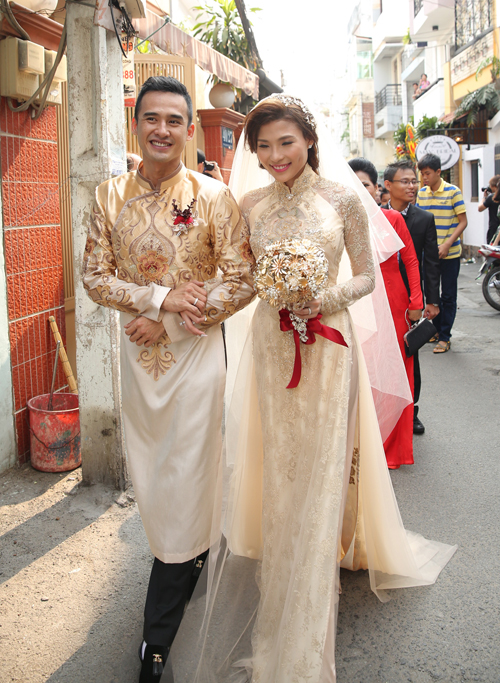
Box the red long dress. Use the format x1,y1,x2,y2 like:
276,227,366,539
380,209,423,469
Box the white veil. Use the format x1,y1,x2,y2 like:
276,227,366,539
226,108,412,444
167,97,456,683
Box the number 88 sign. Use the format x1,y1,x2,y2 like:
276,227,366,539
122,53,136,107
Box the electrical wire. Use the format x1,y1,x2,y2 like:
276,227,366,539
0,0,31,40
109,0,128,58
120,5,138,55
7,22,67,118
32,22,67,118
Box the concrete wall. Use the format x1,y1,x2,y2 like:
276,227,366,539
372,0,408,53
373,57,392,93
66,6,128,489
413,79,446,124
375,104,403,139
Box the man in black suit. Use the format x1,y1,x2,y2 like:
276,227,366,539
383,160,440,435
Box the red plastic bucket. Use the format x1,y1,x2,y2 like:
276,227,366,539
27,393,81,473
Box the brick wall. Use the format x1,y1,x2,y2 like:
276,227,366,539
0,97,66,464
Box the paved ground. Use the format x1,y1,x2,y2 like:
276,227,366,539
336,264,500,682
0,265,499,683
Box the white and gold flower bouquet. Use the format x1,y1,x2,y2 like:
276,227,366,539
255,238,328,338
254,238,346,389
255,238,328,307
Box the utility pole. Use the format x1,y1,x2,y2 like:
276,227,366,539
65,4,128,489
234,0,262,69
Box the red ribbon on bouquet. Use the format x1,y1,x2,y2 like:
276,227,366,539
279,310,348,389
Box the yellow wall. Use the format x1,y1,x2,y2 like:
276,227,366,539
452,27,500,102
453,69,494,102
443,61,455,116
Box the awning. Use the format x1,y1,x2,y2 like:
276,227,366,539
132,14,259,100
440,112,456,124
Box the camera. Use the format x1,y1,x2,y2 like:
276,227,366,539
482,186,491,193
204,161,215,173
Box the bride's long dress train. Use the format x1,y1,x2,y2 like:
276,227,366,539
224,166,456,682
169,165,456,683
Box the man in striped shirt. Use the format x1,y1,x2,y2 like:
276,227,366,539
417,154,467,353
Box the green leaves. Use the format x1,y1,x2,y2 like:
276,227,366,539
416,115,445,139
453,84,500,126
189,0,259,71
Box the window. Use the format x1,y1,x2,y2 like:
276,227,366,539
495,144,500,176
455,0,492,49
471,160,479,202
357,51,373,79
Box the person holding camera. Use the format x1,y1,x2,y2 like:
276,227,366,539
197,148,224,182
478,175,500,244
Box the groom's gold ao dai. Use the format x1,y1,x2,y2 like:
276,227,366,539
83,164,255,563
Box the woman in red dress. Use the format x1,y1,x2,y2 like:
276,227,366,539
349,158,423,468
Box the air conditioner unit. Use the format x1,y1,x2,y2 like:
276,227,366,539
0,37,44,101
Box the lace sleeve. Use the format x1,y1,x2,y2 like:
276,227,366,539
321,185,375,315
239,186,272,230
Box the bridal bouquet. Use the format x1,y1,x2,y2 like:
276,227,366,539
255,239,346,389
254,238,328,311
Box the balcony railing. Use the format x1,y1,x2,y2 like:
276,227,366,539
414,0,423,16
375,84,402,113
455,0,492,49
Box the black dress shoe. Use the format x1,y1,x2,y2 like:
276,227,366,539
413,416,425,435
139,644,170,683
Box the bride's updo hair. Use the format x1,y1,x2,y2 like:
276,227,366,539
244,96,320,173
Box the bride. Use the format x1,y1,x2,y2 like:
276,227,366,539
171,95,456,683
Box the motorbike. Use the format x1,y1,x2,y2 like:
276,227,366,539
477,244,500,311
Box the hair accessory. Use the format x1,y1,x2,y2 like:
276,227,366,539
257,94,317,130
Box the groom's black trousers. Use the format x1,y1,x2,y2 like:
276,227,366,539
143,550,209,646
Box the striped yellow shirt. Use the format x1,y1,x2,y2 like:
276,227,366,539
416,179,466,259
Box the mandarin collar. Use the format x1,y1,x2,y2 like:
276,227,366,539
274,163,317,200
136,162,186,191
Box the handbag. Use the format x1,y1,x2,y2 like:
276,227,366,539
403,312,437,357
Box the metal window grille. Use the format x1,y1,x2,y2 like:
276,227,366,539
375,84,402,113
414,0,424,16
455,0,492,49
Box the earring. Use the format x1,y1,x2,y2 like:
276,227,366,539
308,145,312,149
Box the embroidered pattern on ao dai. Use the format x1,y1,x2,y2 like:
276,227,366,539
238,164,375,682
82,164,255,563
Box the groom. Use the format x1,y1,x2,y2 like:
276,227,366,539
82,76,255,682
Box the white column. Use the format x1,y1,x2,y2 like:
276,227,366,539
0,188,16,473
66,5,128,488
